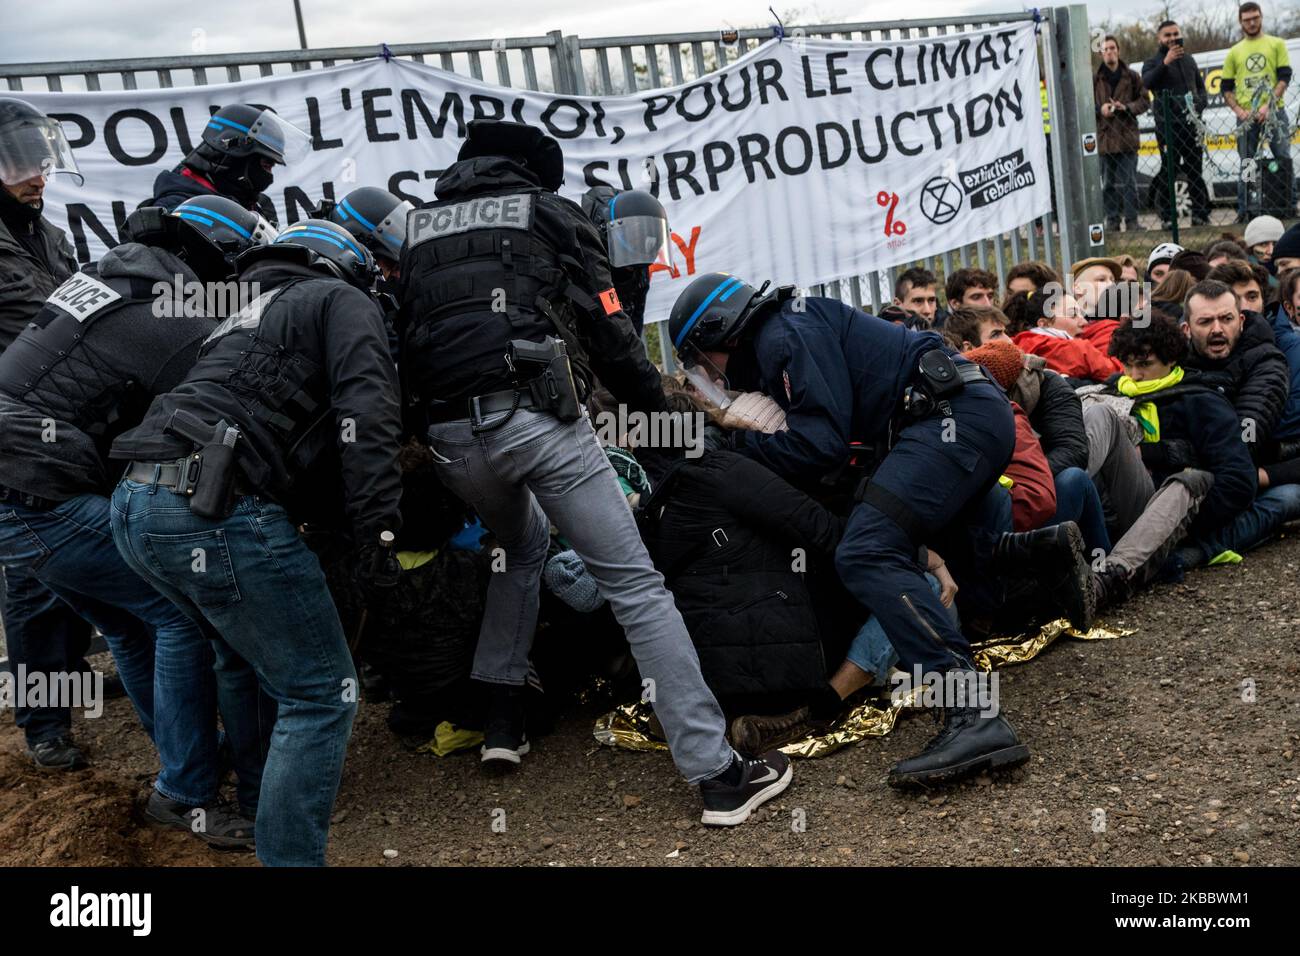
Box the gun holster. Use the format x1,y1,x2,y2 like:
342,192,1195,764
509,337,582,423
163,409,241,519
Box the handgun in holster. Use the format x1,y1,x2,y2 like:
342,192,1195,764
508,336,582,422
163,409,243,519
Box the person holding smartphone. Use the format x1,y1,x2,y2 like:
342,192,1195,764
1142,20,1212,227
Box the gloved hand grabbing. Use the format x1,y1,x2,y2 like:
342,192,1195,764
355,531,400,599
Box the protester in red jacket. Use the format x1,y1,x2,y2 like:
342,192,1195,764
1005,289,1122,383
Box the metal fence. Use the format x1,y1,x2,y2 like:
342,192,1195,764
0,9,1105,366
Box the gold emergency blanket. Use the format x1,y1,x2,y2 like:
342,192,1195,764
593,618,1133,759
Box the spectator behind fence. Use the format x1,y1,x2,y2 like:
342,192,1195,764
1142,20,1211,227
1005,260,1062,299
1094,36,1149,233
1222,2,1294,221
892,267,939,328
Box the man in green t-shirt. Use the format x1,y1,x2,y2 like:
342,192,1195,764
1222,2,1293,219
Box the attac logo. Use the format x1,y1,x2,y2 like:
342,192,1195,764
407,193,534,247
46,273,122,323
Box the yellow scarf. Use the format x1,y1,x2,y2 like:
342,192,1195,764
1115,366,1184,443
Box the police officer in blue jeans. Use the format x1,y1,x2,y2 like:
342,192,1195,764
399,120,792,827
670,274,1095,786
110,220,404,866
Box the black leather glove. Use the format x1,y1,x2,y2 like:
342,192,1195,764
355,540,400,599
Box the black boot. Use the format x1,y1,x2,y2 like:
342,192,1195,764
994,522,1095,630
888,706,1029,788
1092,565,1132,611
28,736,89,771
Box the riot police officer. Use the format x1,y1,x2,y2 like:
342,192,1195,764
581,185,674,335
670,273,1095,788
0,96,98,770
398,119,791,826
0,196,275,844
110,219,403,866
141,103,311,226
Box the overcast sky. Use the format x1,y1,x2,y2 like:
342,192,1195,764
4,1,1162,65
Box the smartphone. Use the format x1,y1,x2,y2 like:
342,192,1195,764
1173,38,1184,47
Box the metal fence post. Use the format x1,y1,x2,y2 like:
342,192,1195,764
1045,4,1105,269
547,29,577,94
1160,95,1180,245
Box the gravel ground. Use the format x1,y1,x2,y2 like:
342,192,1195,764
3,533,1298,867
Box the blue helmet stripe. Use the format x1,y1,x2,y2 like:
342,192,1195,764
340,198,378,232
177,206,253,239
279,226,366,261
674,277,743,349
208,115,252,134
718,278,744,302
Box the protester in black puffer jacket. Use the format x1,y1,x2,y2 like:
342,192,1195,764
636,440,850,715
1182,309,1291,459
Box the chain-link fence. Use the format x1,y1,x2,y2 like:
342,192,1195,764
1102,38,1299,262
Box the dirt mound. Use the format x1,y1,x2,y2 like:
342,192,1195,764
0,751,245,867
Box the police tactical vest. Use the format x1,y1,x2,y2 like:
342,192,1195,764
401,188,583,403
0,268,159,438
186,278,330,486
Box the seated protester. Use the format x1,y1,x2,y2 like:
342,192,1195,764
312,440,487,744
1080,280,1145,356
1180,278,1290,462
1089,313,1257,607
946,309,1090,475
1244,215,1284,282
1171,249,1211,280
1004,260,1063,299
964,338,1109,554
1113,254,1141,283
1150,268,1197,313
892,267,939,328
1205,239,1250,269
944,267,998,311
1146,242,1183,285
1272,223,1300,276
1070,256,1120,316
632,386,854,730
1006,289,1123,383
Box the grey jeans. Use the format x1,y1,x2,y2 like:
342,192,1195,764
1084,403,1154,537
427,408,733,784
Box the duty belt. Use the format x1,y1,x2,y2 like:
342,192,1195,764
426,387,544,425
125,457,253,496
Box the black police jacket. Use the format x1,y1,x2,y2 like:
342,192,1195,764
0,242,215,500
110,260,403,540
0,203,77,351
637,449,846,704
142,167,278,226
398,156,665,417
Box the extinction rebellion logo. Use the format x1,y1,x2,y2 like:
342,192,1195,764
959,149,1037,209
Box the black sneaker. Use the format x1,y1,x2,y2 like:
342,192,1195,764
700,751,793,826
480,685,529,769
28,736,89,771
888,706,1029,788
144,791,255,850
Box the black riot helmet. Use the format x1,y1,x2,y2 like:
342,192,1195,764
322,187,413,266
582,186,674,270
0,98,82,186
237,218,376,291
668,272,796,404
184,104,310,208
120,196,277,282
457,120,564,190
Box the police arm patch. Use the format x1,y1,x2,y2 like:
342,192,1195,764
598,287,622,316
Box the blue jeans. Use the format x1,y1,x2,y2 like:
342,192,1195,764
428,409,733,785
1237,107,1293,217
845,574,953,680
1191,483,1300,561
835,383,1015,675
1051,467,1112,557
111,479,354,867
0,494,230,805
1101,151,1139,226
0,565,92,746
